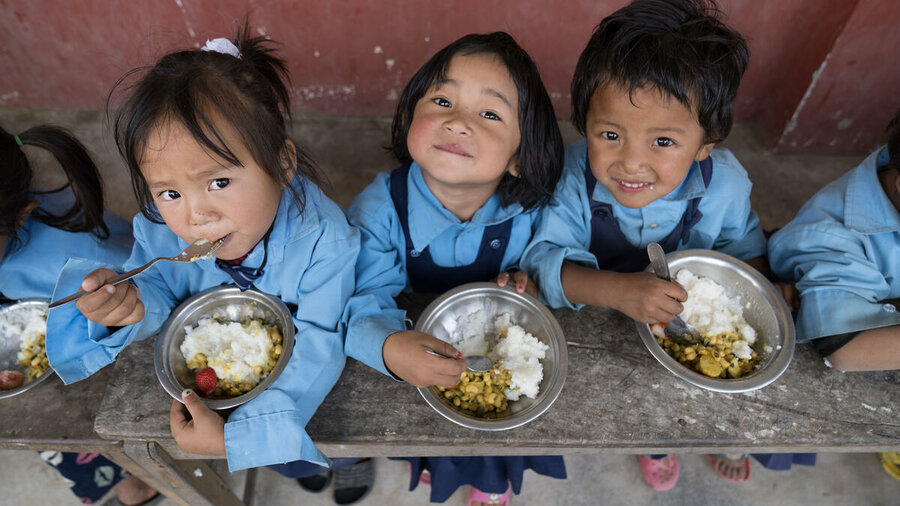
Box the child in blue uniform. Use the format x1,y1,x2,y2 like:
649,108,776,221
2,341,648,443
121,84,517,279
0,125,158,505
769,111,900,371
344,32,566,505
45,28,376,492
521,0,808,490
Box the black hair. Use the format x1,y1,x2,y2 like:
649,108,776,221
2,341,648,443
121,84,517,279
887,110,900,172
571,0,749,144
1,124,110,251
111,20,320,223
390,32,563,210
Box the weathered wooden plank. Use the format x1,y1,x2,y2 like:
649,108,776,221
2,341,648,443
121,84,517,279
94,296,900,455
0,367,119,448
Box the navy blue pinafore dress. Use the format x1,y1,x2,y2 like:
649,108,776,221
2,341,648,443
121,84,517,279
389,164,567,502
585,158,815,470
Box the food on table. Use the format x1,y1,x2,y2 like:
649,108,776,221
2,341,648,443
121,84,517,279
0,370,25,390
194,367,218,395
0,303,50,386
439,313,549,416
656,269,761,379
180,307,283,398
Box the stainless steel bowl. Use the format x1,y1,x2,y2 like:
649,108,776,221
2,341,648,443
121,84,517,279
416,283,567,430
0,299,55,400
636,249,795,393
154,286,295,410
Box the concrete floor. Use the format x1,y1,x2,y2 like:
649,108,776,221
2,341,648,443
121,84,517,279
0,110,895,505
0,450,897,505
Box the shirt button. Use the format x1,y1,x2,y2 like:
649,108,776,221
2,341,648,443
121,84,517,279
649,223,658,229
883,303,896,313
489,239,502,249
409,249,420,258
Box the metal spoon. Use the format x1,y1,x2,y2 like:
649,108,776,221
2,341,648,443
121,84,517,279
424,349,493,373
646,242,703,343
49,237,226,309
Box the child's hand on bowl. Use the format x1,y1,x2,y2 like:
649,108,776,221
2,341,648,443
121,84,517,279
76,268,144,326
613,271,687,324
383,330,466,388
496,270,538,297
170,389,226,456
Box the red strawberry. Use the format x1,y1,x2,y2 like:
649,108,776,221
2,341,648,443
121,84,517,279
0,370,25,391
194,367,217,395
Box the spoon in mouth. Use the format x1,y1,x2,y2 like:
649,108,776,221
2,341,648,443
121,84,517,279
424,349,493,374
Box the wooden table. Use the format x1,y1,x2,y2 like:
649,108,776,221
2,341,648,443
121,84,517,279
0,367,178,503
92,298,900,505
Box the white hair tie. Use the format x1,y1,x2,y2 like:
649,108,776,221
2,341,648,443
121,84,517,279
201,38,241,59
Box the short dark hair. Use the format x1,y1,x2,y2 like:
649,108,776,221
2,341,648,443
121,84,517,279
111,20,320,223
571,0,749,144
1,124,109,251
888,110,900,172
390,32,563,210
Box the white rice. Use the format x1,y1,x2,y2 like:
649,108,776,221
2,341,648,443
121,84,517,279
180,314,274,385
492,324,548,401
449,311,548,402
0,305,48,370
675,269,757,359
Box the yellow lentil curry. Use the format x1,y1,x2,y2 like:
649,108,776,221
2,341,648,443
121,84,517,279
437,366,515,417
658,331,760,379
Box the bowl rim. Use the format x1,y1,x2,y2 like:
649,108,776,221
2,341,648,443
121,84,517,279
415,282,567,430
0,298,55,400
636,249,796,393
154,285,295,410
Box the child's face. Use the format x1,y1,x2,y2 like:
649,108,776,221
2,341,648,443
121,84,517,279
140,120,285,261
585,84,714,209
406,52,521,197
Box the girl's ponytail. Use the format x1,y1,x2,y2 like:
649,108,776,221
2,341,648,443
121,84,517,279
232,22,292,121
1,125,109,242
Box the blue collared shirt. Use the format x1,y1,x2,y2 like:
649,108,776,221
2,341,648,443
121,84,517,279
46,177,364,471
521,140,766,309
769,147,900,342
0,192,133,300
343,162,538,368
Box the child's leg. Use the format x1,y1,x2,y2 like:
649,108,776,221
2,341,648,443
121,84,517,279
750,453,816,470
706,454,751,482
39,451,130,503
396,456,566,503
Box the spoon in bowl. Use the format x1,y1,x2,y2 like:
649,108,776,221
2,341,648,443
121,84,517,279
646,242,703,343
49,237,226,309
424,349,493,374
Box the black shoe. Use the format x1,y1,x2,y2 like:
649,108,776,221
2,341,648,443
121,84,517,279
333,459,374,505
297,470,333,493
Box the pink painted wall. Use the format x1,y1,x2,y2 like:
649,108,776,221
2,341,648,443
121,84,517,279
0,0,894,153
775,0,900,153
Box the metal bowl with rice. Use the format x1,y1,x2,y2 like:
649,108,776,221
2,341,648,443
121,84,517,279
154,286,295,410
635,249,795,393
416,283,567,430
0,299,54,399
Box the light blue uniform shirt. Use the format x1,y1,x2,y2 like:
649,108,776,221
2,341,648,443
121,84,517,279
46,178,369,471
521,140,766,309
769,147,900,342
0,192,133,300
343,162,537,364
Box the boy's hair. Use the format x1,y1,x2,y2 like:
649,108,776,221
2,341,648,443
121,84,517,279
1,124,110,250
111,21,320,223
571,0,749,144
390,32,563,210
887,110,900,172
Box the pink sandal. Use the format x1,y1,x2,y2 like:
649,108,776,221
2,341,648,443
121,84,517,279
637,454,680,491
467,486,510,506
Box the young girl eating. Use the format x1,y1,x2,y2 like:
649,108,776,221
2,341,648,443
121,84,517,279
1,125,158,505
45,27,374,481
343,32,566,505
